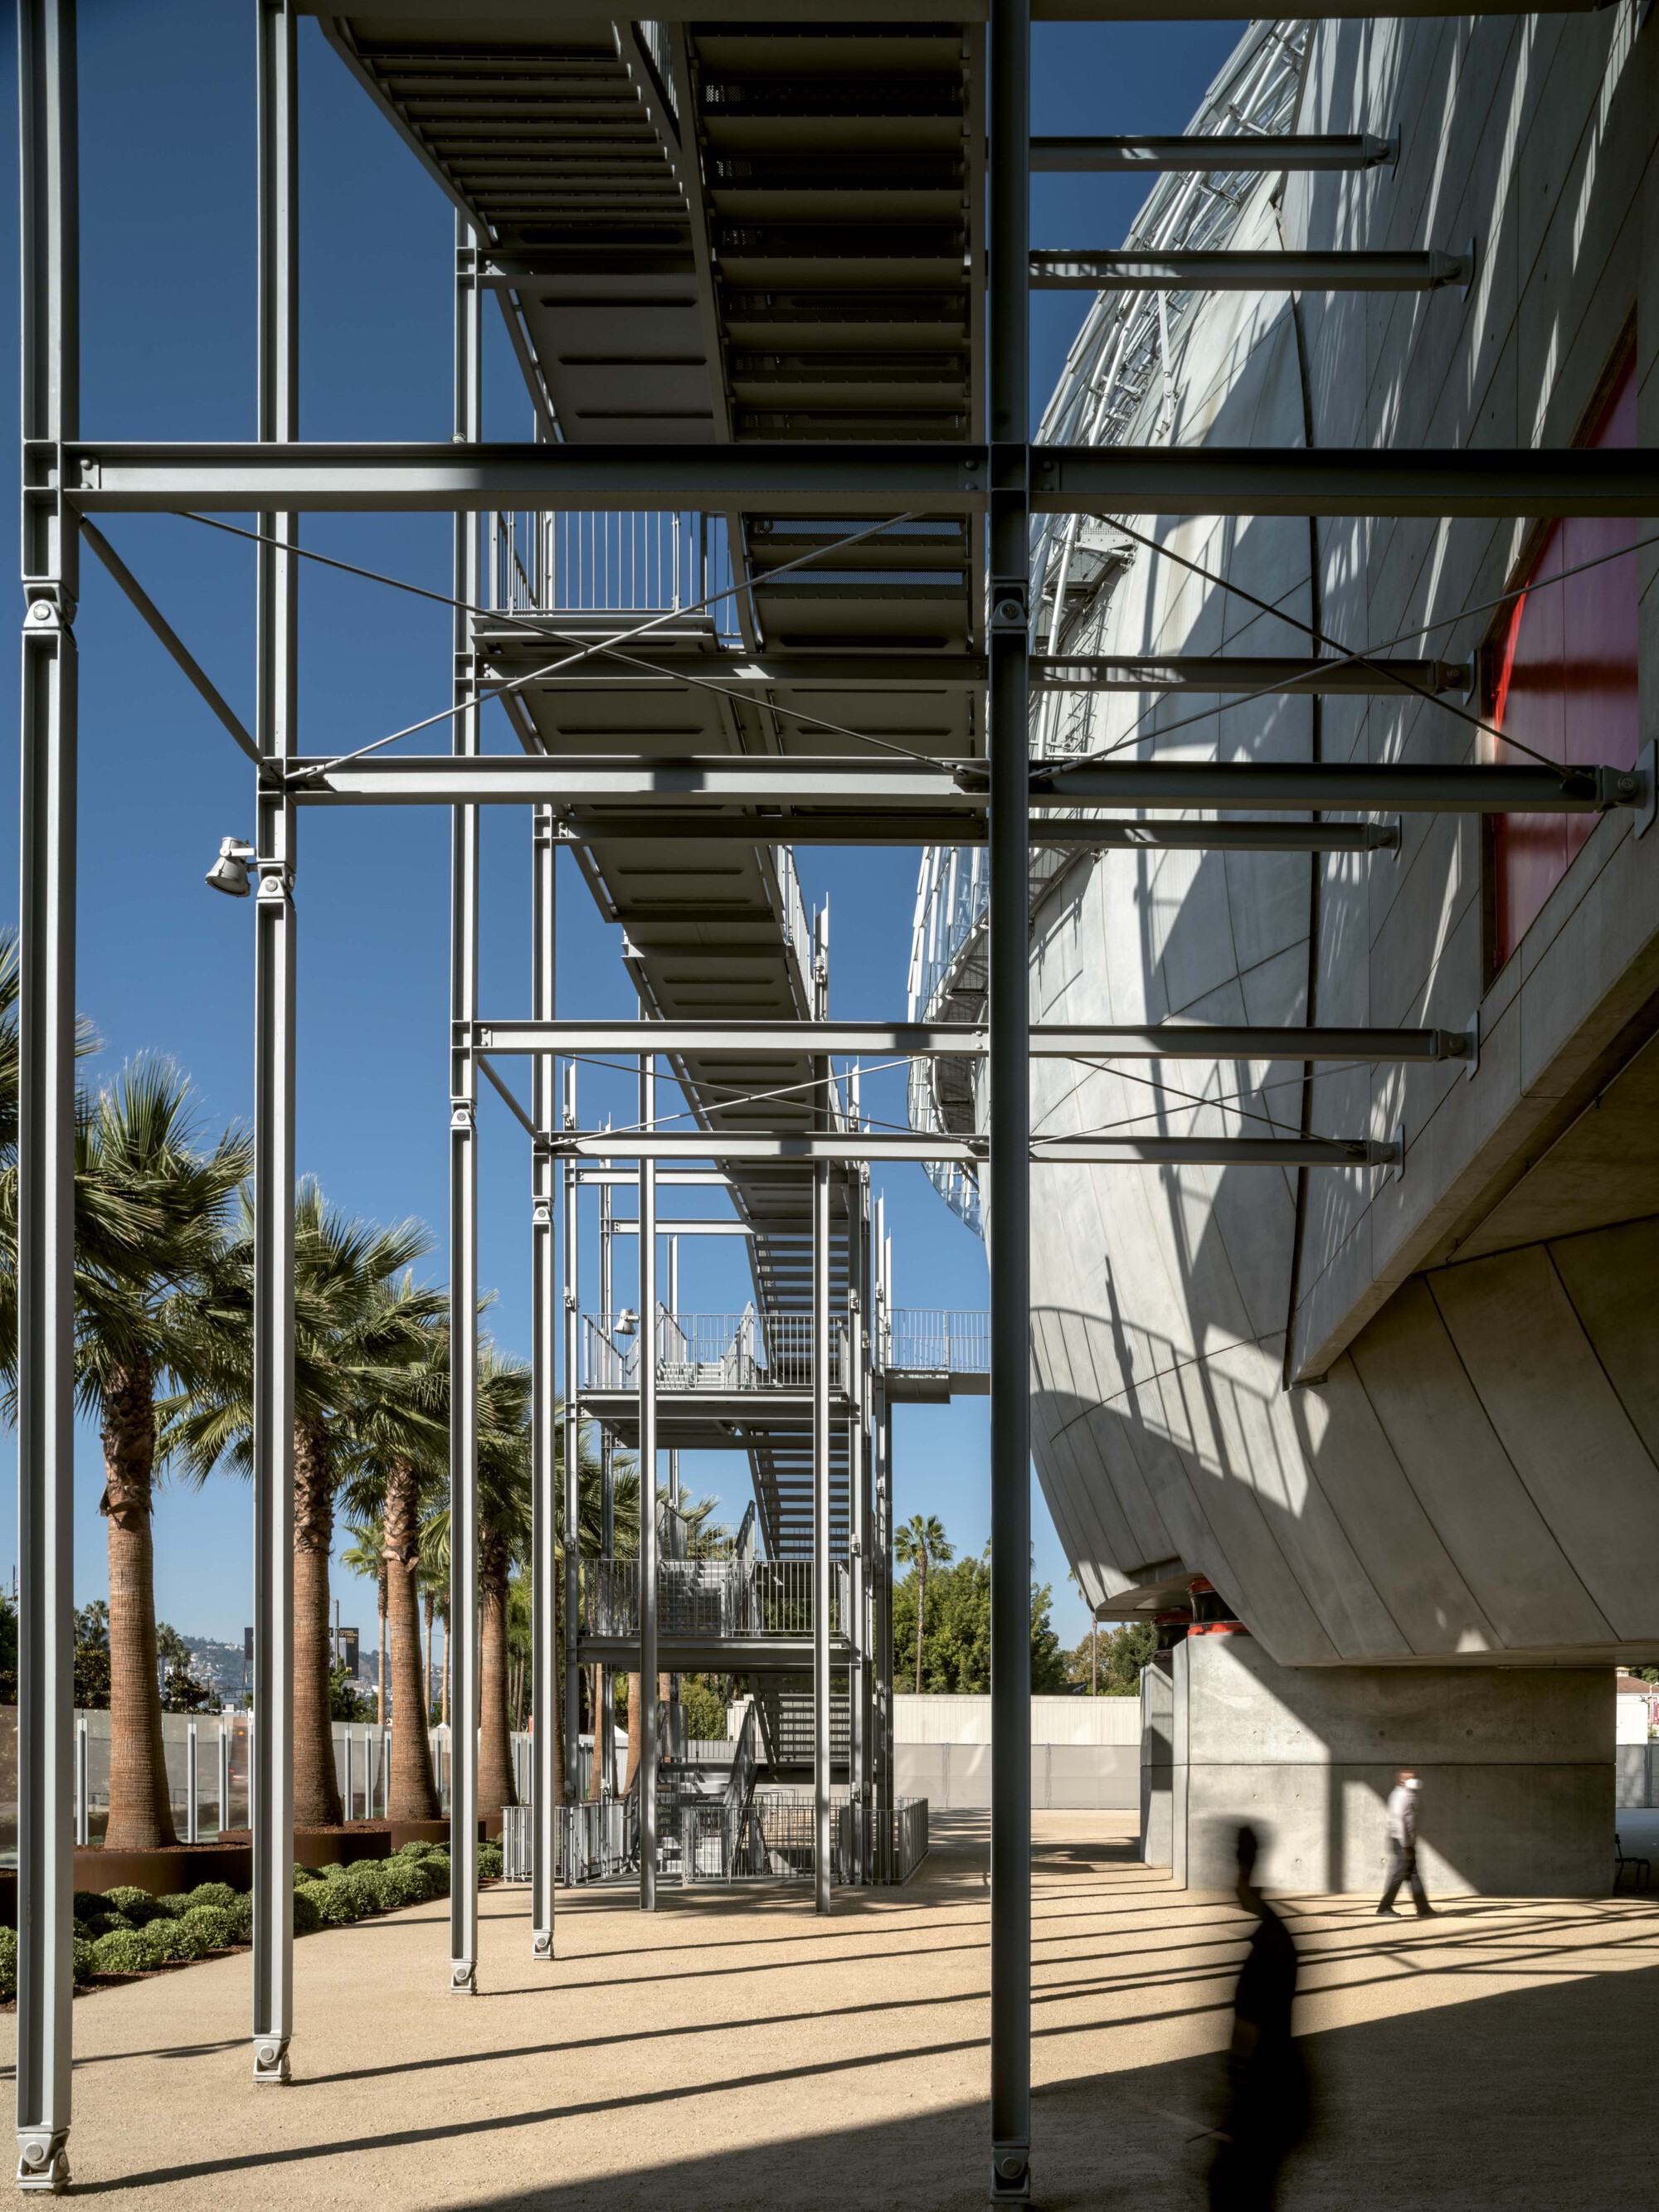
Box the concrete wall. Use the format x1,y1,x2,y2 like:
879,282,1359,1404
1023,12,1659,1672
897,1741,1138,1812
893,1694,1141,1746
1144,1633,1613,1896
1616,1743,1659,1809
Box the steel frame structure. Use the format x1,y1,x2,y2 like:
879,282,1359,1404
10,0,1632,2197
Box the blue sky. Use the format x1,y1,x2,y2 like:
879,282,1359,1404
0,4,1242,1651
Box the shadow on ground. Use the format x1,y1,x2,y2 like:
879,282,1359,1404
416,1955,1659,2212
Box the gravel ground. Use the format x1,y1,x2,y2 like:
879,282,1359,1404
5,1810,1657,2210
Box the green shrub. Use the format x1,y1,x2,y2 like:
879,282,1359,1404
82,1909,129,1937
0,1928,16,2002
478,1840,504,1881
181,1905,236,1949
294,1862,323,1884
290,1885,322,1937
135,1921,187,1966
72,1937,100,1987
163,1920,212,1962
187,1881,240,1912
148,1894,190,1919
308,1881,361,1927
71,1916,95,1942
374,1859,428,1910
91,1928,150,1976
226,1894,254,1945
100,1886,165,1928
72,1889,109,1920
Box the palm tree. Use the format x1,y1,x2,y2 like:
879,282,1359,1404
341,1514,389,1727
164,1181,441,1827
896,1513,955,1695
76,1062,251,1850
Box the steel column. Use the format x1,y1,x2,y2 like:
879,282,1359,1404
249,0,299,2096
529,804,557,1959
447,214,482,1998
637,1054,659,1911
598,1177,616,1799
812,1155,833,1917
849,1171,872,1883
989,0,1032,2195
15,5,78,2176
561,1067,581,1828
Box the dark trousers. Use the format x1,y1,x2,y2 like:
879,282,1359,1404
1379,1838,1429,1915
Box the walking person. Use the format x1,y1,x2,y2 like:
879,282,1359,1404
1209,1824,1309,2211
1376,1767,1438,1919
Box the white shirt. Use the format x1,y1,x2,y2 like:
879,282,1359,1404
1386,1782,1418,1847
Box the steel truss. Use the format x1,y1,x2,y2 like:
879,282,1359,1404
10,0,1634,2197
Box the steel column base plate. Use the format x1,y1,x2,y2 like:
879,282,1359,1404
531,1928,554,1961
990,2146,1031,2203
15,2134,70,2194
252,2038,291,2086
451,1962,478,1995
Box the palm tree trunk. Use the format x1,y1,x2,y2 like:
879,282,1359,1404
293,1418,343,1826
385,1459,440,1821
100,1362,178,1852
376,1565,387,1728
914,1562,927,1696
479,1552,518,1815
622,1671,642,1793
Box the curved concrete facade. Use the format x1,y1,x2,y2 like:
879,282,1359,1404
1018,12,1659,1667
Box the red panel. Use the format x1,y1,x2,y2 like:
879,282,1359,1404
1491,353,1638,970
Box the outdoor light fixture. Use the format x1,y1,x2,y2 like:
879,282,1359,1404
206,835,289,900
205,835,255,897
615,1308,639,1337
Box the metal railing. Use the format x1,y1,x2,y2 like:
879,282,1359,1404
583,1308,849,1393
500,1791,927,1887
885,1309,990,1376
485,508,737,634
579,1557,851,1639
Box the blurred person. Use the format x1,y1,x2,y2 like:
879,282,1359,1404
1376,1767,1438,1919
1209,1824,1309,2211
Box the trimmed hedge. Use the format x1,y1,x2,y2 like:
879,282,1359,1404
90,1928,150,1976
180,1905,236,1949
0,1928,14,2002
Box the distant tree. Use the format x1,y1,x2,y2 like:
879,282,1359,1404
1068,1620,1155,1697
895,1514,955,1693
679,1673,729,1743
328,1663,374,1723
72,1600,110,1709
0,1590,17,1704
156,1621,216,1714
893,1543,1070,1694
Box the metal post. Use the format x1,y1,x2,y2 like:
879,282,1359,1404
638,1052,659,1911
14,15,76,2175
666,1238,680,1510
448,212,482,1998
187,1723,199,1845
251,0,298,2096
72,1720,87,1850
988,0,1032,2195
873,1202,893,1885
598,1178,616,1799
530,805,557,1959
813,1157,833,1916
342,1729,353,1826
218,1723,231,1839
561,1063,581,1830
849,1171,873,1884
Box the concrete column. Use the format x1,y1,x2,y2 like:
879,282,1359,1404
1144,1631,1613,1897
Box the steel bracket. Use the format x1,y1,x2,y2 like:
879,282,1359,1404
22,585,72,634
990,2146,1031,2203
450,1961,478,1996
16,2132,71,2195
450,1097,475,1135
1635,740,1657,840
252,2036,291,2086
532,1928,554,1962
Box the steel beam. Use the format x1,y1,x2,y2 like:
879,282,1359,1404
249,0,299,2099
15,0,77,2186
813,1157,833,1918
553,1129,1397,1168
447,216,483,2002
528,805,557,1962
1036,759,1647,814
295,754,1647,816
78,518,260,761
1030,134,1394,173
1031,654,1467,695
549,813,1400,853
1031,248,1469,291
474,1019,1468,1062
474,640,990,691
637,1050,659,1913
61,440,1659,519
561,1069,581,1843
597,1180,617,1801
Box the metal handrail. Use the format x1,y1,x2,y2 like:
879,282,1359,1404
582,1310,849,1393
578,1556,851,1639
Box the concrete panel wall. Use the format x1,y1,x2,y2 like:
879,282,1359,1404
1024,15,1659,1670
894,1742,1139,1812
1151,1634,1612,1897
